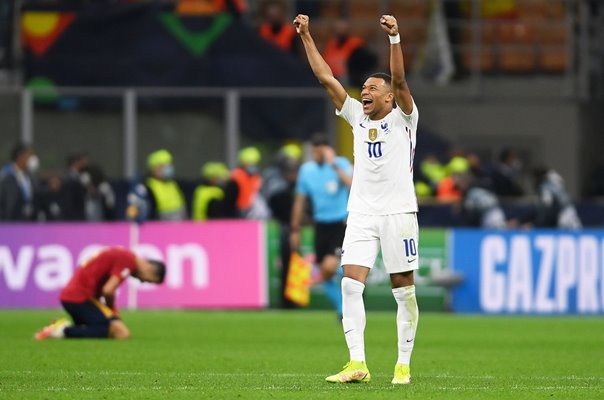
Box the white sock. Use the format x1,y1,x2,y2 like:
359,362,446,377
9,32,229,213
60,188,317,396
341,277,366,362
392,285,419,366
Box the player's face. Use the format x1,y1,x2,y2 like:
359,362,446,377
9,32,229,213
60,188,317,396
311,145,324,163
135,261,163,283
361,77,394,118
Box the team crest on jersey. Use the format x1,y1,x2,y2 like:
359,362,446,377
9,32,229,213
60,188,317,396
368,128,378,141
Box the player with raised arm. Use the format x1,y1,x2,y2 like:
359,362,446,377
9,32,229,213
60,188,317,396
294,14,420,385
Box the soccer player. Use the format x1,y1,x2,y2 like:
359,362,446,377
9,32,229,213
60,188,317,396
35,247,165,340
294,14,420,384
290,134,352,316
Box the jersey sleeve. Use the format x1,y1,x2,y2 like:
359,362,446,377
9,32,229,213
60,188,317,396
395,97,419,129
335,95,363,127
295,165,310,196
109,249,137,282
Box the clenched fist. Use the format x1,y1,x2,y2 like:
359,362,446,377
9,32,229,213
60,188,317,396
380,15,399,36
293,14,309,35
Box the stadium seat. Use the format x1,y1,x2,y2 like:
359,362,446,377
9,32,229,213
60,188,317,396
319,1,340,18
348,0,380,19
388,0,427,18
496,20,536,72
544,0,566,19
536,22,568,72
461,22,496,72
517,0,547,20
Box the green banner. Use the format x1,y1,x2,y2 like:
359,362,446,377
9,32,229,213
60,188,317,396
267,221,450,311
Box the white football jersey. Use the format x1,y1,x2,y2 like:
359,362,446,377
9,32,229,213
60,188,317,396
336,95,419,215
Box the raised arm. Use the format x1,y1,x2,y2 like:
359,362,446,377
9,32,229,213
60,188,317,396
294,14,348,111
380,15,413,115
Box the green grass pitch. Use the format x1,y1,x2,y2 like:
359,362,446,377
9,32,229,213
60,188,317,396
1,310,603,399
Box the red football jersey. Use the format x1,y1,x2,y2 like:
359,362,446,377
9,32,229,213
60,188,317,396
60,247,137,303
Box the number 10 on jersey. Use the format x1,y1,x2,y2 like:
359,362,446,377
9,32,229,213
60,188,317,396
367,142,383,158
402,238,417,257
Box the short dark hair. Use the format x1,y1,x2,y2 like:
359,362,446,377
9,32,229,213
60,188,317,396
499,148,516,163
367,73,396,108
10,142,32,162
148,260,166,284
368,72,392,86
310,133,330,147
67,152,87,168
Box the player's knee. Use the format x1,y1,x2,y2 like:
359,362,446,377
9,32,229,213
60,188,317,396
113,327,130,340
109,322,130,339
320,256,339,277
341,276,365,296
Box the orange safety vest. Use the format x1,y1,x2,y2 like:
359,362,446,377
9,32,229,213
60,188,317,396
323,36,364,78
259,23,296,51
436,176,462,202
231,167,262,210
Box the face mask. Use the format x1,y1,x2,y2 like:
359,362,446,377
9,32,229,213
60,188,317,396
511,159,523,172
27,155,39,173
245,165,259,175
162,165,175,180
80,172,91,186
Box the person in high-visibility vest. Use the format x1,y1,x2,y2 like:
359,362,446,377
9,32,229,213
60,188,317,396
227,146,270,219
322,18,365,81
258,0,298,53
192,161,232,221
127,149,187,222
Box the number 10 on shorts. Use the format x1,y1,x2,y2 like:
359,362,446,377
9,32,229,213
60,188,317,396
402,238,417,257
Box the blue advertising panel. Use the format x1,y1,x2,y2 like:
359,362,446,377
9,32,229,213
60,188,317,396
451,229,604,314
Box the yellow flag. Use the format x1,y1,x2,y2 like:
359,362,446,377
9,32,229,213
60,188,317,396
284,252,312,306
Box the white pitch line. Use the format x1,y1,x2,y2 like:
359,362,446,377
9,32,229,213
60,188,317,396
2,384,602,393
2,370,604,382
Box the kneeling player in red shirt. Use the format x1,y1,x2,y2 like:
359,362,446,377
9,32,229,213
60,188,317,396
35,247,165,340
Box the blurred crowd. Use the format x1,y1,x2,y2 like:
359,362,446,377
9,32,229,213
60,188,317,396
0,139,583,230
0,0,589,229
414,147,582,229
0,143,116,222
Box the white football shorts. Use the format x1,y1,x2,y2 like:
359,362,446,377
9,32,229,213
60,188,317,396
341,212,419,274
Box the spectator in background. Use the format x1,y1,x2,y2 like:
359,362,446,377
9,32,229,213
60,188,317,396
39,173,63,221
192,161,233,221
419,153,447,195
322,18,364,83
346,45,379,89
290,134,352,318
60,153,89,221
530,166,582,229
228,146,270,219
262,143,303,308
82,164,116,221
466,152,493,190
491,147,525,197
436,153,469,202
456,171,507,228
258,0,298,54
0,142,39,221
127,149,186,222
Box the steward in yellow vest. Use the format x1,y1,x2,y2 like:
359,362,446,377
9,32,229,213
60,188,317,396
127,149,186,222
192,162,231,221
